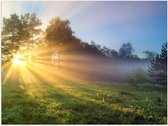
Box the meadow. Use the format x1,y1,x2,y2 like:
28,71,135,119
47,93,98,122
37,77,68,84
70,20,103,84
2,2,167,124
2,63,167,124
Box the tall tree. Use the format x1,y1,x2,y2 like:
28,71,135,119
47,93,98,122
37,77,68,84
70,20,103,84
2,14,22,55
119,42,134,58
148,43,167,86
45,17,73,49
20,13,42,49
2,13,42,61
45,17,75,67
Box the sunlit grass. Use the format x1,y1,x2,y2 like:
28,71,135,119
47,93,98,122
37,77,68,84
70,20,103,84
2,58,167,124
2,80,167,124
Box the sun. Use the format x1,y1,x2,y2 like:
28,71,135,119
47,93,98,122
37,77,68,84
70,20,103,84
13,58,24,65
12,53,25,65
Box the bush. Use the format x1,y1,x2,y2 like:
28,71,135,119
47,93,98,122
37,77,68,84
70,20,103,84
127,67,146,85
134,67,146,83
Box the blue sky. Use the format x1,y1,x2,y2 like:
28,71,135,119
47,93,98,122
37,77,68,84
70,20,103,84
2,1,167,57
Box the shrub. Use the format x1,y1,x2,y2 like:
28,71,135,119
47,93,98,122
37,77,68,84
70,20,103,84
127,67,146,85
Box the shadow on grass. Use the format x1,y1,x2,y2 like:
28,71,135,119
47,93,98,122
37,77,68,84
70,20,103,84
2,63,167,124
2,80,165,124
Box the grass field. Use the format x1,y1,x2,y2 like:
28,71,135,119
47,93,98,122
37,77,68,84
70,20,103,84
2,62,167,124
2,63,167,124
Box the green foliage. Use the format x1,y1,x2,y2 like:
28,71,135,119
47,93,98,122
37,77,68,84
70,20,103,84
127,67,146,85
2,13,143,61
2,79,167,124
45,17,73,47
148,43,167,86
2,14,22,54
134,67,146,83
119,42,134,58
20,13,42,44
2,13,42,61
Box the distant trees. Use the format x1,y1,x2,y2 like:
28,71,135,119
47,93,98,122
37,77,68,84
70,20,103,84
99,46,118,58
100,46,110,56
109,49,118,58
90,41,101,51
119,42,134,58
85,41,140,60
98,42,139,60
148,43,167,87
87,41,103,55
143,50,157,61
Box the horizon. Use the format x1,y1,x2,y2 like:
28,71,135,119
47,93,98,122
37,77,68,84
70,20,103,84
2,1,167,57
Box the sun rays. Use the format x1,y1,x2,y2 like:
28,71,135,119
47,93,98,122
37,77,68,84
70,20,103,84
2,48,127,101
2,51,114,90
2,52,91,95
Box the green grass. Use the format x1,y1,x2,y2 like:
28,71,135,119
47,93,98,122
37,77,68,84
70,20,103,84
2,78,167,124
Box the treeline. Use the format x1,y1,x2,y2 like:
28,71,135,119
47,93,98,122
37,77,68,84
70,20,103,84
2,13,167,86
2,13,152,61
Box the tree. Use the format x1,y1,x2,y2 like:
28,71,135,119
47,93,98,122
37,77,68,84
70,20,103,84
20,13,42,51
2,13,42,61
127,67,146,85
143,50,157,61
90,41,101,50
148,43,167,86
2,14,22,55
109,49,118,58
101,46,110,56
119,42,134,58
100,46,118,58
45,17,73,48
45,17,75,67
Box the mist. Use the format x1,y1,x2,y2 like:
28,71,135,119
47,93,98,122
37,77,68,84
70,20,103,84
58,54,150,82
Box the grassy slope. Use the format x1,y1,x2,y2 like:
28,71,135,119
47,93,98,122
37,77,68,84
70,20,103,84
2,79,167,124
